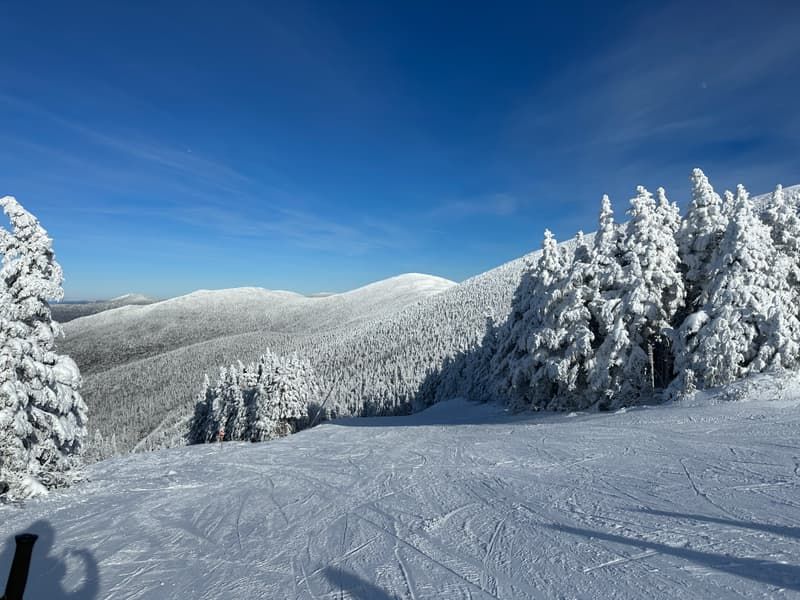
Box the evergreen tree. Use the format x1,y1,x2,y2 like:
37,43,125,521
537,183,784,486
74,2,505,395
0,196,87,499
677,168,727,309
656,186,681,236
619,186,685,394
677,186,780,388
586,195,628,408
760,184,800,368
541,231,596,410
502,229,565,408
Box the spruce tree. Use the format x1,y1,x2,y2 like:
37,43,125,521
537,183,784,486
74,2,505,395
677,168,727,309
0,196,87,498
505,229,565,408
619,186,684,395
678,185,780,388
586,195,628,408
541,231,596,410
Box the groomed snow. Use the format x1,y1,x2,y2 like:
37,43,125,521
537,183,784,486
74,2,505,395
3,377,800,599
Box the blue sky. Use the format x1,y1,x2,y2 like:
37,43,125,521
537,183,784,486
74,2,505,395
1,0,798,299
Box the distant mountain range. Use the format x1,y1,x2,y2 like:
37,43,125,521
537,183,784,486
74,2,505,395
52,294,159,322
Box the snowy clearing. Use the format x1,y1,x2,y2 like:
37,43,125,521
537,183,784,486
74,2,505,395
3,389,800,599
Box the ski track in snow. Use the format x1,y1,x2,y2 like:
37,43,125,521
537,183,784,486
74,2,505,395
4,397,800,599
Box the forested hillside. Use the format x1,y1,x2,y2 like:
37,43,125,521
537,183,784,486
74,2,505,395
60,274,457,454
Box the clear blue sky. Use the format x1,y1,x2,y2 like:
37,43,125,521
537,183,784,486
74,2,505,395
1,0,798,299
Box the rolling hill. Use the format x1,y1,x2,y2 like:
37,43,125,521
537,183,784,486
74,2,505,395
51,293,158,322
59,274,457,453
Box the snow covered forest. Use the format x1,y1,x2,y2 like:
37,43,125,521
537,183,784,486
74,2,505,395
189,170,800,446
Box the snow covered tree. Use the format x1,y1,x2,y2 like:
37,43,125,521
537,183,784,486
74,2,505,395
675,185,782,388
0,196,87,499
619,186,685,393
759,184,800,368
495,229,566,408
585,195,629,408
677,168,728,310
763,184,800,294
656,186,681,236
189,350,319,443
256,353,315,438
188,374,214,443
539,231,597,410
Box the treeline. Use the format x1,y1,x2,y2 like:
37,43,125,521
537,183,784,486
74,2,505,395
489,171,799,410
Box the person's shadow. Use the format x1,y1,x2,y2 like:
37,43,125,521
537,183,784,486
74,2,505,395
0,519,99,600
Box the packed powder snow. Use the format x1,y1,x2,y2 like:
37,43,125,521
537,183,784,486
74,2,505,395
2,375,800,599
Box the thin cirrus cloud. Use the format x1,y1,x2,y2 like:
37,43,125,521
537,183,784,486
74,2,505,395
0,91,414,256
505,0,800,203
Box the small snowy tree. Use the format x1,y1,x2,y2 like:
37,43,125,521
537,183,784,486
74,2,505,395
0,196,87,499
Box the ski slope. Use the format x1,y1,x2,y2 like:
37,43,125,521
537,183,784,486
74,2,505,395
3,375,800,599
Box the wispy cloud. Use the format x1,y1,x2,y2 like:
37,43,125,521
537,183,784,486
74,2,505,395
506,0,800,194
0,92,417,255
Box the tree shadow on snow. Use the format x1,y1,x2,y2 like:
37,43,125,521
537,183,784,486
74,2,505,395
0,519,99,600
549,523,800,591
632,508,800,541
320,566,397,599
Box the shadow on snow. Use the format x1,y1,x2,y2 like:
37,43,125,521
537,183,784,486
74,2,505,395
0,519,99,600
549,522,800,591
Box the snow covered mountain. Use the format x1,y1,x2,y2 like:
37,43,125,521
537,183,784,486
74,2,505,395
59,274,457,453
51,293,158,322
3,372,800,598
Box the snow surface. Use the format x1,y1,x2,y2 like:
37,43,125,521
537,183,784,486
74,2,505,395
3,376,800,599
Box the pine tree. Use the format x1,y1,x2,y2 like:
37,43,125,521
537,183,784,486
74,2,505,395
586,195,628,408
759,184,800,368
656,187,681,236
541,231,597,410
0,196,87,498
619,186,685,395
678,185,780,388
503,229,566,408
677,168,728,309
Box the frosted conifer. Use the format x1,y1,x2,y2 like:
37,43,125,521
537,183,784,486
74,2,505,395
677,186,780,388
677,169,727,309
0,196,87,499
